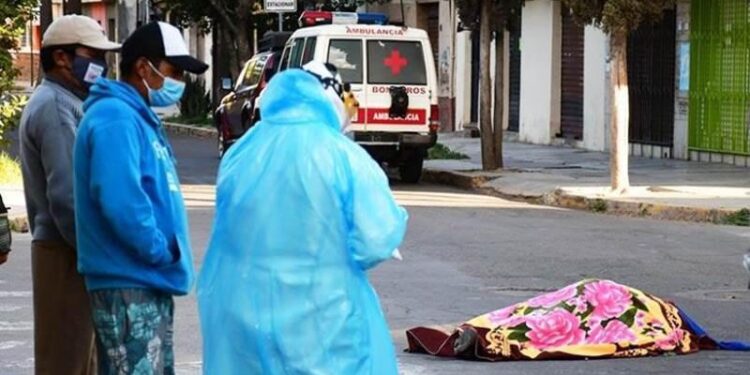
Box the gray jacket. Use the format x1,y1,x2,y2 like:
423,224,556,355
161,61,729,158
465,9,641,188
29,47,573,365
19,78,83,248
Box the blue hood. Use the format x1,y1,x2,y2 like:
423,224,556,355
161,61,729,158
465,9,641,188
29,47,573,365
258,69,341,131
84,78,162,130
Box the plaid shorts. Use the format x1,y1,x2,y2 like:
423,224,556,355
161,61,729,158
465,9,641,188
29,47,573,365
89,289,175,375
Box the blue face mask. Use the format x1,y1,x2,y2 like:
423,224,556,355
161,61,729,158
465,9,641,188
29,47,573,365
143,61,186,107
72,56,107,88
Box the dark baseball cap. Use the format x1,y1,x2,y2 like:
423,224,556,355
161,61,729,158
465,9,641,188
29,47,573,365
121,21,208,74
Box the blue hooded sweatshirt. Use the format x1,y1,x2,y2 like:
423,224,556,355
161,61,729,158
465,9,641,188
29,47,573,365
73,78,194,295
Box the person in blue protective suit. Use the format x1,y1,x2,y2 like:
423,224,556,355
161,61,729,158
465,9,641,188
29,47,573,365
197,61,408,374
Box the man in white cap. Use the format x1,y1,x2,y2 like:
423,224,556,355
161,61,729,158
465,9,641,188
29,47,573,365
18,14,120,375
74,21,207,373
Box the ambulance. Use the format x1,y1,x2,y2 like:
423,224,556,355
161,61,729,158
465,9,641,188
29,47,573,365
278,11,439,183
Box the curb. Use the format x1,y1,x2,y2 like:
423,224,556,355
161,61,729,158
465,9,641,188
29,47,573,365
421,169,491,190
544,189,737,224
423,168,746,226
163,122,217,139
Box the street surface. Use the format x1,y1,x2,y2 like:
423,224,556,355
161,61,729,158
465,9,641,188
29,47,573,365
1,134,749,374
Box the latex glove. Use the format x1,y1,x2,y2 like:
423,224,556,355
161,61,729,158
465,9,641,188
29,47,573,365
392,249,403,261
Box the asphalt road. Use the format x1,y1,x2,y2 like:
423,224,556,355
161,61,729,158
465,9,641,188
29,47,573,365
1,134,749,374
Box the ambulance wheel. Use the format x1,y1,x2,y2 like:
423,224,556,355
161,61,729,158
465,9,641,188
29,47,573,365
399,153,424,183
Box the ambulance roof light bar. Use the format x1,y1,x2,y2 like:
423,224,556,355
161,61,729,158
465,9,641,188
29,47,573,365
299,11,389,27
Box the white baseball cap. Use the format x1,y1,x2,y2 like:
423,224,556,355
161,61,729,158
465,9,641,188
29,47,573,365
42,14,121,51
121,21,208,74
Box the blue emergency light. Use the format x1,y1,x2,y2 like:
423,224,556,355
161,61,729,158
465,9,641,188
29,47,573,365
355,12,389,25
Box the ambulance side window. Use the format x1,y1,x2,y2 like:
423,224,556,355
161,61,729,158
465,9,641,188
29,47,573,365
280,45,291,71
288,38,305,69
301,37,317,65
327,39,362,84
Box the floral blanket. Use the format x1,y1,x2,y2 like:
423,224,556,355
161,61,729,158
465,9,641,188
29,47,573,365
406,279,746,361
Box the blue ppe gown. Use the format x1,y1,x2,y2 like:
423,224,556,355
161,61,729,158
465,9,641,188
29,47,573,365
198,69,408,375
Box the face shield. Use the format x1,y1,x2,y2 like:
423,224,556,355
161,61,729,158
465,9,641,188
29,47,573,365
302,61,359,132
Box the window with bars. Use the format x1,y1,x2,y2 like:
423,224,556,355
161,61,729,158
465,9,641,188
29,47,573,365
689,0,750,155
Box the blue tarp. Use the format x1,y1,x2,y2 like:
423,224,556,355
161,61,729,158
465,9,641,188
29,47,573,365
198,69,408,374
678,309,750,351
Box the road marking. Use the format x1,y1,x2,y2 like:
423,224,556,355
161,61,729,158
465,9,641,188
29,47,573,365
0,341,26,350
0,305,23,312
398,361,431,375
0,321,33,331
0,357,34,369
0,291,32,298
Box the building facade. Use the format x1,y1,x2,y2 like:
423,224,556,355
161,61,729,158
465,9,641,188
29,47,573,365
418,0,750,167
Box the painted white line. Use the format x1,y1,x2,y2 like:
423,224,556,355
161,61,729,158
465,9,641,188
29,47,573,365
0,358,35,369
0,305,23,313
0,341,26,350
399,362,432,375
0,321,32,331
0,291,32,298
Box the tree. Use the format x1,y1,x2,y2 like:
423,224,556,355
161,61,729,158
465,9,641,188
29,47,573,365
0,0,35,148
561,0,674,193
456,0,522,171
167,0,261,82
167,0,387,90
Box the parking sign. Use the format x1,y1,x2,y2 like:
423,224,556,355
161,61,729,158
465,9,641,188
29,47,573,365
264,0,297,13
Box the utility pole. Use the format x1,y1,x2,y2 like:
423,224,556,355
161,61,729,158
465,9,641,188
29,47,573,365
64,0,83,14
39,0,52,83
40,0,52,34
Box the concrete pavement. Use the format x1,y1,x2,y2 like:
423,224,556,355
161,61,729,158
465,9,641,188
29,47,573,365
2,134,749,374
425,133,750,224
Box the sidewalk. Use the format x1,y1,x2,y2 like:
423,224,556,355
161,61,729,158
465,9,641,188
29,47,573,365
425,133,750,224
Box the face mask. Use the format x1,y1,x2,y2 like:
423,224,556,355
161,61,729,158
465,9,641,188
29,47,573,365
142,61,186,107
72,56,107,88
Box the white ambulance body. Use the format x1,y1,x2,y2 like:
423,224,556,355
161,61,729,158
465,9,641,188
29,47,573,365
278,12,439,183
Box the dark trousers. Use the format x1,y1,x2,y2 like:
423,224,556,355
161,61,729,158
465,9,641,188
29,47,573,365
32,240,97,375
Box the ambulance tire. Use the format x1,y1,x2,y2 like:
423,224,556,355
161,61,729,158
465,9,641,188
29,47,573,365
399,153,424,184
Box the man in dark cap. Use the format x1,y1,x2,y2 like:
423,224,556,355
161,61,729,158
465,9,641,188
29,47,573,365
73,21,208,373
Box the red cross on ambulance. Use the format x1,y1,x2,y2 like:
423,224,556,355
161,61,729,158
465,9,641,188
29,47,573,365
384,50,408,75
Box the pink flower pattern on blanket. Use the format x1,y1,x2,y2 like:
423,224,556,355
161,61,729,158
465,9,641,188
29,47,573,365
526,309,585,350
584,280,633,319
656,329,686,350
527,285,577,308
488,305,526,327
409,279,704,361
588,320,637,344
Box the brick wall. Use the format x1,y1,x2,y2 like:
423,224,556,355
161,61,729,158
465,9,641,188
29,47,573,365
12,52,40,84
